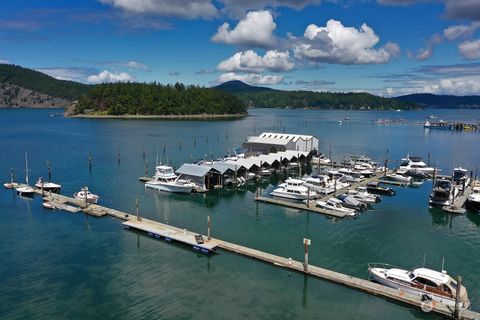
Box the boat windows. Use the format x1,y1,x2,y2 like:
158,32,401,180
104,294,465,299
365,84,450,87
414,277,438,288
441,284,453,295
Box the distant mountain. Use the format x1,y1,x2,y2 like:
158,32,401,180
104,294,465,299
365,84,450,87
214,80,417,110
214,80,274,94
395,93,480,108
0,64,90,107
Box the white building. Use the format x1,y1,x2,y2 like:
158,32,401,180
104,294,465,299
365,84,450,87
243,132,319,154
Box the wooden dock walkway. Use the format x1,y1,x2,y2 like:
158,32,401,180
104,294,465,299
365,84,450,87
19,187,480,319
255,196,348,218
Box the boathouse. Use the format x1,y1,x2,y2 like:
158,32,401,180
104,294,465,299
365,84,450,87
242,132,319,154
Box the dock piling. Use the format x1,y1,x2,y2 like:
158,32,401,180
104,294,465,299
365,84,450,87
207,215,211,240
454,276,462,319
303,238,311,272
10,168,14,184
142,145,145,160
145,160,148,176
117,149,121,165
88,153,92,171
47,161,51,181
136,198,141,221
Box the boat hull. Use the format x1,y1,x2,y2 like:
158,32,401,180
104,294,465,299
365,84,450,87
467,199,480,213
145,182,193,194
271,190,309,200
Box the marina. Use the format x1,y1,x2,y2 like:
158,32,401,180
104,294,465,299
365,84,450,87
2,108,480,320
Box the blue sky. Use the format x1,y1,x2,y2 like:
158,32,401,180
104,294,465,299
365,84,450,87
1,0,480,96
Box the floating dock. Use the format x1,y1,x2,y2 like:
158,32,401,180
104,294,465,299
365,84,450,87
7,186,480,319
255,196,348,218
443,185,473,214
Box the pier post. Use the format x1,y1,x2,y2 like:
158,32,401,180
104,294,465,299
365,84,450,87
329,144,332,164
207,215,211,240
145,160,148,177
427,152,431,167
136,198,141,221
298,153,302,176
47,161,51,181
454,276,462,319
306,188,310,208
117,149,121,165
41,177,44,196
142,145,145,160
303,238,311,272
83,186,88,208
88,153,92,171
10,168,14,184
475,167,478,181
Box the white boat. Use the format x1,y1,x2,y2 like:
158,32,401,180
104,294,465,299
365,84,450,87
259,168,274,176
74,187,99,204
311,153,331,165
452,167,471,191
385,172,413,183
145,165,195,194
316,198,357,216
369,263,470,309
347,188,381,204
467,182,480,213
42,202,56,210
271,178,315,200
302,176,335,195
35,178,62,193
15,152,35,197
353,165,374,177
429,179,458,206
399,155,438,175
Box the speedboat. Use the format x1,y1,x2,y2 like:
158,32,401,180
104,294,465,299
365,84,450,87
347,188,381,204
42,202,57,210
467,181,480,213
74,187,99,204
369,263,470,309
399,155,438,175
35,178,62,193
366,182,396,196
316,198,357,216
384,172,413,184
429,179,458,206
336,194,367,211
145,165,195,194
271,178,315,200
452,167,471,191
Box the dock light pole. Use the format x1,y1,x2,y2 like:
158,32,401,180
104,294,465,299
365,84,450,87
303,238,311,272
207,215,211,240
454,276,462,319
136,198,141,221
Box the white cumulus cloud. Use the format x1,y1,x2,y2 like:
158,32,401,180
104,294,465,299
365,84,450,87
443,22,480,41
0,59,10,64
86,70,135,84
459,39,480,60
99,0,218,19
217,50,294,73
124,60,150,71
293,19,400,64
217,72,283,85
211,10,276,48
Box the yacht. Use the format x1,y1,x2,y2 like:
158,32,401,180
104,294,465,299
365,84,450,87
315,198,357,216
145,165,195,194
366,182,396,196
74,187,99,204
384,172,413,184
336,194,367,211
311,153,331,165
452,167,471,191
347,188,381,204
429,179,458,206
399,155,437,175
35,178,62,193
302,176,335,195
467,181,480,213
369,263,470,309
271,178,315,200
15,152,35,197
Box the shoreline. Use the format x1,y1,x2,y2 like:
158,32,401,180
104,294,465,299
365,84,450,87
67,113,248,119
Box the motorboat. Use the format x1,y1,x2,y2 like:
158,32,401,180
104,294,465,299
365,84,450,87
271,178,315,200
336,194,367,211
399,155,438,175
368,263,470,309
42,202,56,210
259,168,274,176
396,166,428,179
366,182,396,196
145,165,195,194
302,176,335,195
429,179,458,206
74,187,99,204
452,167,471,191
311,153,331,165
3,169,18,189
15,152,35,197
347,188,381,204
35,178,62,193
467,181,480,213
316,198,357,216
384,172,413,184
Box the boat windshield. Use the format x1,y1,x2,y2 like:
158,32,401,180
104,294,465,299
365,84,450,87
408,272,415,279
450,279,458,290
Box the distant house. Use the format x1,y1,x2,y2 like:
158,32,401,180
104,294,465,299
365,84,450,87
242,132,319,154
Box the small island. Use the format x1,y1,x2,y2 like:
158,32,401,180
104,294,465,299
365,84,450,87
72,82,247,118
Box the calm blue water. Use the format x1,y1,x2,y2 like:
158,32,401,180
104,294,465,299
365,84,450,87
1,108,479,319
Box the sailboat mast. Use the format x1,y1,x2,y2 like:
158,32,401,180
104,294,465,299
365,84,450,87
25,151,29,185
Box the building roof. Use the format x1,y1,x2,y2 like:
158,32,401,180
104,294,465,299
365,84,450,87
211,162,237,174
259,132,317,142
245,136,291,146
176,164,211,177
